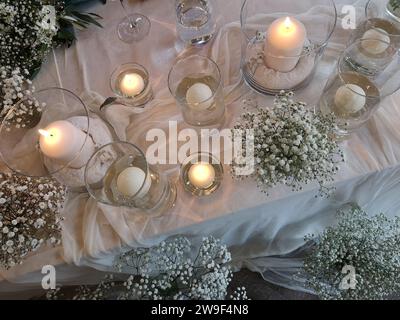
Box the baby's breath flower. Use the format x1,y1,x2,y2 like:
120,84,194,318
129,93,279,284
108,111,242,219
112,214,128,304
0,173,66,269
303,204,400,300
233,91,343,197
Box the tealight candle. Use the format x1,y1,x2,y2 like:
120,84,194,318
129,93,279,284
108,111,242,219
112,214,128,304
186,83,213,110
188,163,216,189
334,84,366,114
120,73,145,96
361,28,391,55
116,166,152,198
264,16,307,72
39,120,95,168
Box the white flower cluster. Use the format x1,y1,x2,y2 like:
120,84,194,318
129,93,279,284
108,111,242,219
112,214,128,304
303,204,400,300
117,237,236,300
48,237,248,300
0,172,66,270
233,91,343,196
35,5,59,47
0,1,61,77
0,67,43,124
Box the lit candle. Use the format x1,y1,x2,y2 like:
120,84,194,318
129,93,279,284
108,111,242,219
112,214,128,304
39,120,95,168
188,163,215,189
264,17,307,72
120,73,145,96
186,83,214,110
361,28,391,55
116,167,152,198
334,84,366,114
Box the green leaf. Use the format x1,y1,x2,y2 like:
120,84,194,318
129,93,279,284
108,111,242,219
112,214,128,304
71,11,103,28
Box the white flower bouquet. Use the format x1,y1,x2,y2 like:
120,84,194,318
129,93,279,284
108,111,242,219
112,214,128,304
233,91,343,196
0,173,66,270
303,204,400,300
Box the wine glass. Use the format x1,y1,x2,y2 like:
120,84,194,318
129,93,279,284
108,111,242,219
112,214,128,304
112,0,151,43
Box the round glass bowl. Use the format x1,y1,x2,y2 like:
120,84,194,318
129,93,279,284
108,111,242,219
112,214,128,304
181,152,223,197
346,0,400,63
0,87,118,189
0,88,91,176
366,0,400,25
240,0,337,95
110,63,153,108
85,142,177,217
168,55,225,127
318,39,400,138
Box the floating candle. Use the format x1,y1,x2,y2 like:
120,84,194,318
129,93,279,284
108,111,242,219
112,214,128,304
264,16,307,72
334,84,366,114
116,167,151,198
361,28,391,55
186,82,213,110
188,163,215,189
120,73,145,96
39,120,95,168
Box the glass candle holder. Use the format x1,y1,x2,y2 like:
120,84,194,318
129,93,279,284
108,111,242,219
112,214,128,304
181,152,223,197
175,0,216,45
110,63,153,108
0,87,117,189
344,0,400,76
85,142,177,217
318,39,400,138
366,0,400,27
240,0,337,95
168,55,225,127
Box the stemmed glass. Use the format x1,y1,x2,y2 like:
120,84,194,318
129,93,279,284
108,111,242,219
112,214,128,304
113,0,151,43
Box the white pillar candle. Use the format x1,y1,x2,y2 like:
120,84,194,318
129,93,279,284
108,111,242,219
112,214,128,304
186,83,214,110
116,167,152,198
39,120,95,168
188,163,215,189
120,73,145,96
361,28,391,55
334,84,366,114
264,17,307,73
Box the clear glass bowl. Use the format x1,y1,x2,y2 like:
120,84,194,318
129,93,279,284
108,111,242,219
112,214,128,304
110,62,153,108
168,55,225,127
0,88,91,176
85,142,177,217
318,39,400,138
0,87,119,189
240,0,337,95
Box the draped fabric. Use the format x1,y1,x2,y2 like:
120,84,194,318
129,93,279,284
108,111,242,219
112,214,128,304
1,0,400,298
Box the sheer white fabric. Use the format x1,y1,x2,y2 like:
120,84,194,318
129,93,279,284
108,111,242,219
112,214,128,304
1,0,400,296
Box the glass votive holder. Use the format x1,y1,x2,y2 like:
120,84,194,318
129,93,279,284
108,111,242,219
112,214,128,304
0,87,117,189
168,55,225,127
366,0,400,32
318,39,400,138
110,63,153,108
240,0,337,95
344,1,400,76
181,152,223,197
85,142,177,217
175,0,216,45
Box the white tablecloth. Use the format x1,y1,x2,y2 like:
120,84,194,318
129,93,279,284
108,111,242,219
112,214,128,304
1,0,400,297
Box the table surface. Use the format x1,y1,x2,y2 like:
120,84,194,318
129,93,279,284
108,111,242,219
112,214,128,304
1,0,400,294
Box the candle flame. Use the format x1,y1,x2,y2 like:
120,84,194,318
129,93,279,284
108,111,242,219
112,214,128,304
284,17,293,30
38,129,52,138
